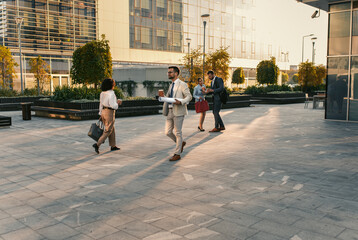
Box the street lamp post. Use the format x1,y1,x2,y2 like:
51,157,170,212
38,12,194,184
16,17,24,93
281,51,289,72
311,37,317,65
201,14,210,81
302,33,314,63
186,37,191,81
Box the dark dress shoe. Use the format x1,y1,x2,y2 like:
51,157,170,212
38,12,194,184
209,128,221,132
198,126,205,132
92,143,99,154
219,127,225,131
170,154,181,161
181,141,186,153
111,146,120,151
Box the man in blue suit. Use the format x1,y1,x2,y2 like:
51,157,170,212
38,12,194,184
204,70,225,132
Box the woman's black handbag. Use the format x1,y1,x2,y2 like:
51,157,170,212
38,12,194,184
88,120,104,141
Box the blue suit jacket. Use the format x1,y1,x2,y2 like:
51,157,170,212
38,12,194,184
209,76,224,103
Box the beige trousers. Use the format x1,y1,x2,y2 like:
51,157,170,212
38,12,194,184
97,109,116,147
165,109,184,155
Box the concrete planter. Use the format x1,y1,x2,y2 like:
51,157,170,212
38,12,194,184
251,93,305,104
32,99,162,120
188,95,251,110
0,96,43,111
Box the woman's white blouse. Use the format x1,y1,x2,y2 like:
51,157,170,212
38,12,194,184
99,90,118,115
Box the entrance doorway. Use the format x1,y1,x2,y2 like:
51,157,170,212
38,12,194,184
51,75,70,92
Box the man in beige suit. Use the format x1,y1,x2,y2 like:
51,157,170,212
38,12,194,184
160,66,192,161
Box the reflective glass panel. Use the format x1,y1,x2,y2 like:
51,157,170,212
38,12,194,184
328,12,350,56
326,57,349,120
329,2,351,12
352,11,358,54
349,57,358,120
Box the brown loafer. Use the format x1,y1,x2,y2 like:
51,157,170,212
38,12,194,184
169,154,181,161
181,141,186,153
219,127,225,131
209,128,221,132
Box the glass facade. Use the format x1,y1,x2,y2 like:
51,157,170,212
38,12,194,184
1,0,97,54
129,0,183,52
128,0,281,61
327,1,358,121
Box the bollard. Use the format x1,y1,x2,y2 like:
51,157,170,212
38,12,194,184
21,103,32,120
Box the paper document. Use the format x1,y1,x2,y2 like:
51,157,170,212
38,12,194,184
158,97,183,103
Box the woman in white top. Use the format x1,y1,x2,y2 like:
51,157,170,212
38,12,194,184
193,78,207,131
93,78,122,154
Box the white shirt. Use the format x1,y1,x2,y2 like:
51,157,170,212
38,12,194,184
211,76,217,88
168,78,180,109
99,90,119,115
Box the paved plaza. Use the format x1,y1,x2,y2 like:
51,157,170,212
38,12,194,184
0,104,358,240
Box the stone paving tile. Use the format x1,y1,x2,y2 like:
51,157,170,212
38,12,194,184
99,231,140,240
36,223,79,240
208,220,258,239
19,212,59,230
292,218,345,237
295,230,340,240
0,217,26,235
337,229,358,240
1,105,358,239
250,219,300,238
247,231,283,240
117,220,162,239
1,227,44,240
74,221,119,239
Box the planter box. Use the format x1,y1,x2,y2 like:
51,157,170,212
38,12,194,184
0,115,11,127
251,93,305,104
0,96,43,111
188,95,251,110
32,99,162,120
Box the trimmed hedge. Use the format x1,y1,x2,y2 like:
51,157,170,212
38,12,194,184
244,85,293,95
52,86,124,101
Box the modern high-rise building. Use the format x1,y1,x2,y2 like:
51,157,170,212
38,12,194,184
0,0,97,91
299,0,358,122
1,0,290,93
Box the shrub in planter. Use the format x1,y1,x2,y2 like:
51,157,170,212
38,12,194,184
52,86,124,102
244,84,294,95
0,88,17,97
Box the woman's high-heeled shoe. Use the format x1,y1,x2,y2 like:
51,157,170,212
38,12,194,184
198,126,205,132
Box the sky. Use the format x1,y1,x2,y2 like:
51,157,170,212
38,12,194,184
254,0,328,66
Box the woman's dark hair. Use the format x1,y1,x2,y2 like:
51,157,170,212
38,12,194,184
197,77,203,83
101,78,115,91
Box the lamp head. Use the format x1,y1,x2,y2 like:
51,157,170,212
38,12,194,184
201,14,210,23
186,37,191,44
311,37,317,42
15,17,23,25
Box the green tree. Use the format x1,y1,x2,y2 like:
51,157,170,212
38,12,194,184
298,62,327,92
182,47,203,90
71,34,112,88
281,72,289,84
0,46,18,89
29,56,50,95
256,57,279,85
206,46,231,83
292,74,299,83
315,64,327,85
232,67,245,86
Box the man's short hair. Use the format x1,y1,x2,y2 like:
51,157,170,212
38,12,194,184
207,70,214,75
169,66,180,75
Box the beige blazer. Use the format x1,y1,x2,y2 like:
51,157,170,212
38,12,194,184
162,79,192,117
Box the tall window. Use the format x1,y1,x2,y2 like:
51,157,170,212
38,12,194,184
129,0,183,52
